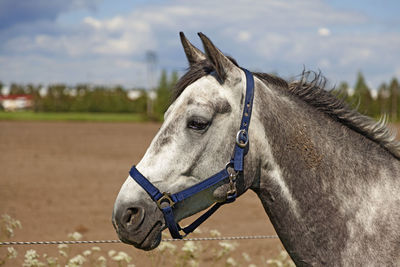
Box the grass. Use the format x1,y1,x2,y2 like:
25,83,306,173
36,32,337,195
0,111,148,122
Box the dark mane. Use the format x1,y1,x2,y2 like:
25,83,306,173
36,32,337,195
288,71,400,159
173,62,400,159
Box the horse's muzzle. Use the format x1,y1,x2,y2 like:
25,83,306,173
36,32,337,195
112,200,163,250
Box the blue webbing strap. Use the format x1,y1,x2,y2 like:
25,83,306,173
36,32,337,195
129,166,231,238
129,167,230,204
233,68,254,171
170,169,230,203
129,166,163,201
161,206,182,237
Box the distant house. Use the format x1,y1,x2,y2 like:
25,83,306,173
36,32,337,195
0,94,33,111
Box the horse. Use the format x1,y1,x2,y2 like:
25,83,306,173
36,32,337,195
112,32,400,266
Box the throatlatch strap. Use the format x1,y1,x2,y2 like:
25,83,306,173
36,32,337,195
233,68,255,172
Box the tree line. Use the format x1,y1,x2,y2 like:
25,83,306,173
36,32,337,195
0,70,178,120
333,72,400,121
1,71,399,121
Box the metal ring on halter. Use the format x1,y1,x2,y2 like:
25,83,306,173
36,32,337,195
225,162,238,176
236,129,248,148
156,193,175,209
223,163,237,200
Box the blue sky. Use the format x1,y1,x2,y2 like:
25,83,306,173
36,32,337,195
0,0,399,90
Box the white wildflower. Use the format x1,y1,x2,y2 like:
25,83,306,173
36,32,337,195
249,264,257,267
25,249,39,260
210,229,221,237
58,244,68,250
182,241,197,254
278,250,290,261
97,256,106,262
23,249,45,267
67,254,86,267
157,242,177,253
97,256,107,267
111,251,132,263
7,247,17,259
83,250,91,256
226,257,238,266
108,250,116,257
188,259,199,267
91,246,101,251
59,250,68,257
161,231,170,238
218,241,237,252
46,257,58,266
5,225,14,237
1,214,11,221
68,232,83,241
266,259,283,267
2,215,22,228
193,228,202,234
242,252,251,262
15,220,22,229
217,241,237,258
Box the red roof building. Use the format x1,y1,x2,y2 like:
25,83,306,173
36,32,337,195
0,94,33,111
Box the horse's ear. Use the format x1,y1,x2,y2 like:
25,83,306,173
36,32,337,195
180,32,206,66
198,32,241,83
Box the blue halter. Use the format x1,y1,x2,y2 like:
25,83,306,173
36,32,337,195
129,68,254,239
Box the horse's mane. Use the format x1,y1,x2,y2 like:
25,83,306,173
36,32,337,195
173,61,400,159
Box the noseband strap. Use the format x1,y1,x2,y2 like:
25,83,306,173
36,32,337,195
129,68,254,239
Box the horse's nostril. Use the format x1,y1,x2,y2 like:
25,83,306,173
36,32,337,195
126,208,138,224
123,206,145,229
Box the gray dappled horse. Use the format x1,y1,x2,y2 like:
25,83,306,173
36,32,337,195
112,33,400,266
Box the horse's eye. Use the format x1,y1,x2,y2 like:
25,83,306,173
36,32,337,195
187,118,210,131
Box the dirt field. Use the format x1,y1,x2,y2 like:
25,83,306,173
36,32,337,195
0,121,283,266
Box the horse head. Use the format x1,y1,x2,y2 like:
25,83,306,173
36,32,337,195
112,33,258,250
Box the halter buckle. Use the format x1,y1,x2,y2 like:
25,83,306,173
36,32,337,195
236,129,248,148
226,172,237,198
157,193,175,209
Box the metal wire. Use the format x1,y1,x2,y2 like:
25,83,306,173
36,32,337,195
0,235,278,246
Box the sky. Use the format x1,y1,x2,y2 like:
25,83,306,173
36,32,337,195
0,0,399,90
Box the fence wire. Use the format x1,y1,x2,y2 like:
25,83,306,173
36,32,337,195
0,235,279,246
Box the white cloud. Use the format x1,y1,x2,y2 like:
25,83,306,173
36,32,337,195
0,0,398,89
83,17,102,29
318,27,331,37
238,31,251,42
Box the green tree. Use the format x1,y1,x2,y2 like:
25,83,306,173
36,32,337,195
154,70,173,119
333,81,350,102
377,82,389,116
388,77,400,121
169,71,179,89
26,83,42,112
42,84,71,112
352,72,376,117
70,84,90,112
9,83,25,95
131,90,148,114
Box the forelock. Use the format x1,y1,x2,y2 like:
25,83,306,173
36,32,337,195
172,56,239,101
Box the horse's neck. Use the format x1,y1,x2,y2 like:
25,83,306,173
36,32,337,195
249,82,400,266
